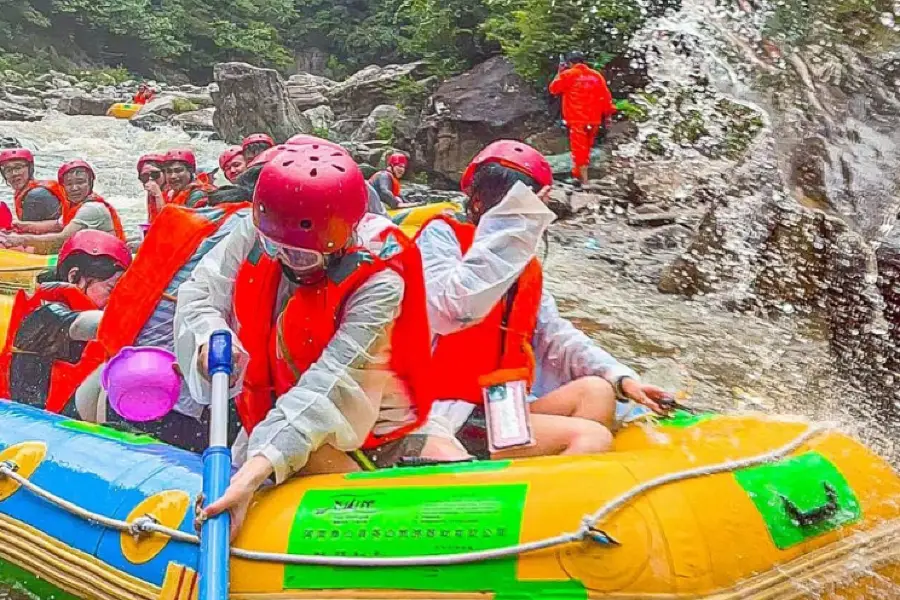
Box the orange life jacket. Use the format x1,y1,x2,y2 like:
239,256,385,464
418,215,544,404
0,284,98,410
14,180,69,222
369,170,401,198
44,203,251,413
232,227,433,448
168,173,217,208
62,194,127,242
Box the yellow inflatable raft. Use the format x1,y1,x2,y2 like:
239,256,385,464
106,103,142,119
0,403,897,600
388,200,462,237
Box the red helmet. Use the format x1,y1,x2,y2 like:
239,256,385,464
58,160,95,183
460,140,553,193
0,148,34,167
218,146,244,170
59,229,132,270
164,149,197,171
252,145,367,253
387,152,409,168
137,153,166,174
242,133,275,151
285,134,349,156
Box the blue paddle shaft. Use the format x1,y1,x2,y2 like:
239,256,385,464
200,447,231,600
199,330,233,600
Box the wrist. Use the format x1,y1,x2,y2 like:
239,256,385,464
614,376,633,401
239,455,274,488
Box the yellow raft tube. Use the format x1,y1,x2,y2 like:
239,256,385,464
0,403,898,600
106,103,143,119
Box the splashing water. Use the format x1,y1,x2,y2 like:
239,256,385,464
1,114,228,232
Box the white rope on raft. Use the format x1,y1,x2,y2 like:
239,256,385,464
0,422,831,567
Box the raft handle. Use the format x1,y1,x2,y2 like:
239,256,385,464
782,482,839,528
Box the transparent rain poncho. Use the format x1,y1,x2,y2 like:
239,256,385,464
415,181,638,439
174,214,413,483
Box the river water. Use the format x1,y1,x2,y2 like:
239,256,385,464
0,111,896,598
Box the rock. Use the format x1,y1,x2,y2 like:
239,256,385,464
129,112,169,131
56,89,117,116
52,78,72,89
0,100,41,122
545,149,605,178
1,92,44,111
640,224,694,252
168,90,214,108
170,108,216,132
211,62,312,144
3,85,39,97
302,105,334,132
351,105,403,142
413,57,555,182
133,96,179,119
342,140,391,167
294,48,329,76
527,126,570,155
1,136,21,148
327,62,430,119
331,119,364,140
627,210,697,227
286,73,335,111
546,188,572,217
2,71,25,85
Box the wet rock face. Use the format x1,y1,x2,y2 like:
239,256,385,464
0,100,41,122
326,62,432,119
412,57,554,183
211,62,312,144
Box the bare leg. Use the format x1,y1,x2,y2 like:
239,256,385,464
300,444,361,475
491,413,613,459
529,376,616,428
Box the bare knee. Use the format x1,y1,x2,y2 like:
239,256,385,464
564,420,614,455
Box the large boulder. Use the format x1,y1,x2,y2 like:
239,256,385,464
286,73,335,111
303,105,334,132
326,62,431,119
351,105,415,143
56,89,117,116
0,100,41,122
129,96,179,131
170,108,216,132
411,57,554,183
212,62,312,144
1,91,44,111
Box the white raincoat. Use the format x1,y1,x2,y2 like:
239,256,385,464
173,214,414,483
416,182,638,439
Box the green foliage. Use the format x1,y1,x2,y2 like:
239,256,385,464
487,0,646,86
77,67,131,86
375,117,396,143
312,126,334,140
760,0,898,49
385,76,428,109
172,97,200,113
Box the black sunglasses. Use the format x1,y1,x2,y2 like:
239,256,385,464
139,171,163,184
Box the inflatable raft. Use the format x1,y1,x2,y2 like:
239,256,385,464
0,401,898,600
107,103,142,119
388,200,462,237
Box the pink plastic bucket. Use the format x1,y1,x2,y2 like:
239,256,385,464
101,347,180,422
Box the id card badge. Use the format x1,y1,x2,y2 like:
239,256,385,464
483,379,534,453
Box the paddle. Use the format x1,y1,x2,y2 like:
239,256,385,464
199,330,233,600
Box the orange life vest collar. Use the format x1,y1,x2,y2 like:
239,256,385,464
233,227,433,448
417,214,544,404
62,194,127,241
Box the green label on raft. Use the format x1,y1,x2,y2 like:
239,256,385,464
656,410,715,429
345,460,511,480
0,557,80,600
284,484,527,592
734,451,862,550
57,420,159,445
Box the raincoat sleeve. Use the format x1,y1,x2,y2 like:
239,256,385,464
174,217,256,403
416,181,556,337
246,269,404,484
530,286,638,397
549,68,572,96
